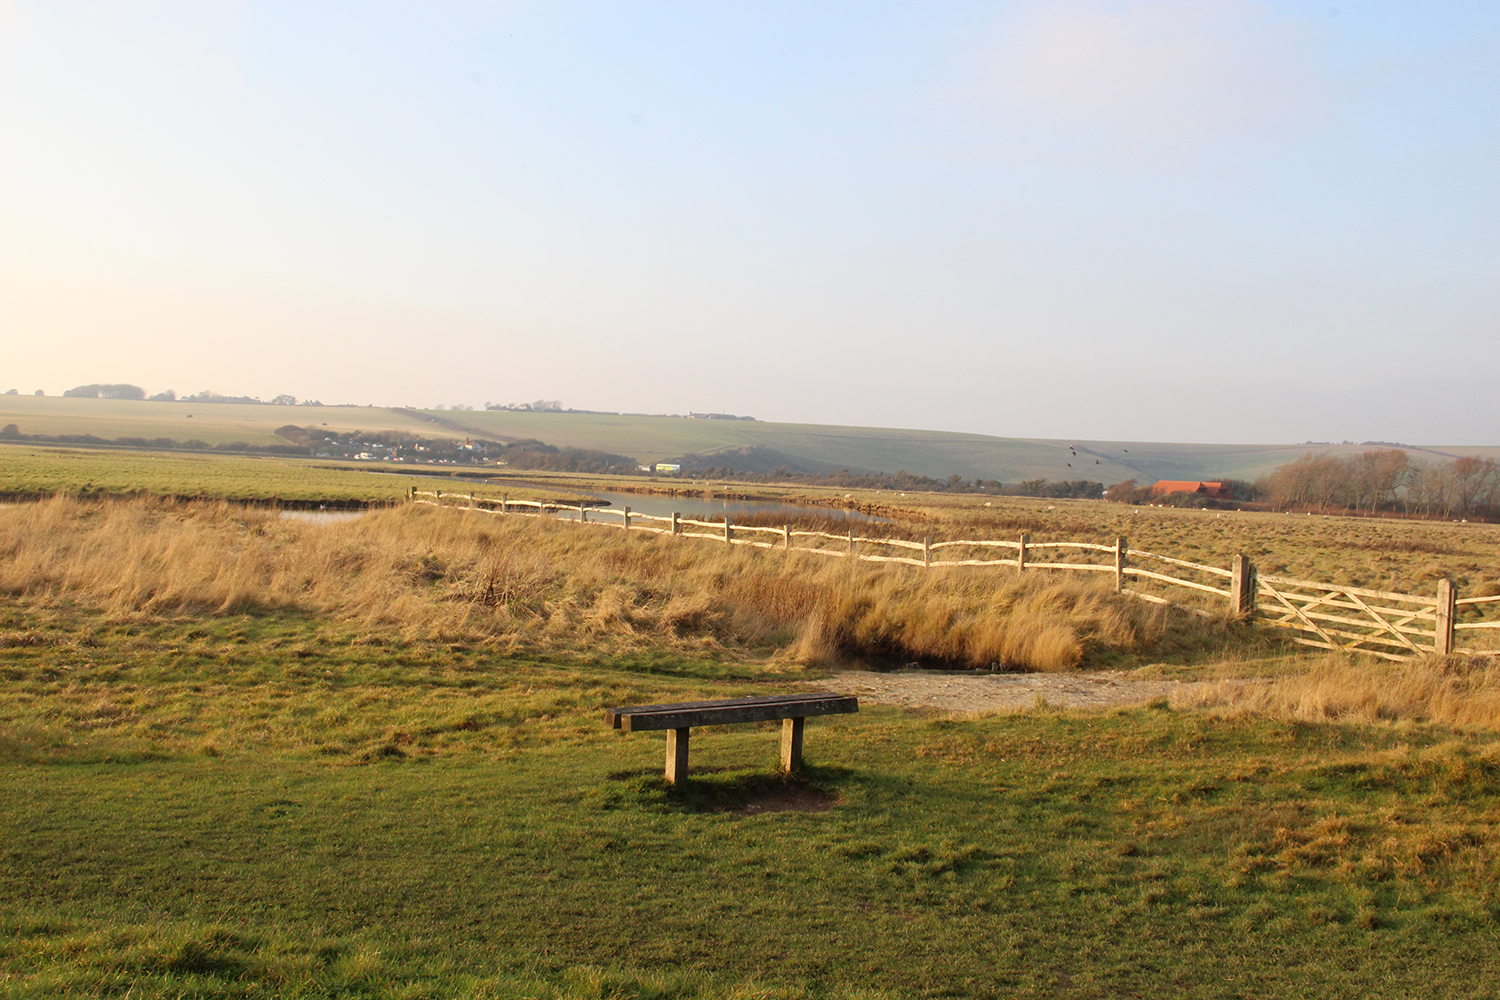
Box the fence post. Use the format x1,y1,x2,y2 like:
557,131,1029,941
847,530,855,560
672,512,680,535
1018,532,1029,573
784,524,791,550
468,494,475,510
1229,554,1255,619
500,496,508,514
923,537,931,569
579,504,586,524
623,506,631,531
406,486,412,502
1436,578,1457,655
435,489,442,504
724,516,733,545
1115,537,1127,593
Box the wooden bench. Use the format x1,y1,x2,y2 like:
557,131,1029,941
604,692,859,784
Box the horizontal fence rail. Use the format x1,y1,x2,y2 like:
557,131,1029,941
408,488,1499,659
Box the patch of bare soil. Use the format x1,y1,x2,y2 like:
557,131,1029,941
735,786,837,815
820,669,1222,714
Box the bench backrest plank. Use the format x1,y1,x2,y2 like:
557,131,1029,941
605,692,857,733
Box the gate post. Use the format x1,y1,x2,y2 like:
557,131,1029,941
1229,555,1256,620
1436,578,1457,655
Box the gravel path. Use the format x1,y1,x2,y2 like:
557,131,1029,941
820,669,1210,714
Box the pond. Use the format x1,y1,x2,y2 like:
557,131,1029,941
546,486,887,523
376,470,889,523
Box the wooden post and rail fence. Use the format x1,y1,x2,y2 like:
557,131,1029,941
408,487,1500,661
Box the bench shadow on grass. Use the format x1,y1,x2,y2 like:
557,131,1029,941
602,764,855,816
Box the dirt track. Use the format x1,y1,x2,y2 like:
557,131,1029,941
821,669,1211,714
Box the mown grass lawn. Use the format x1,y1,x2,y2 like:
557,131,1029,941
4,614,1499,998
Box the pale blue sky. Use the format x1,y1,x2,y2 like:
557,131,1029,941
2,1,1497,443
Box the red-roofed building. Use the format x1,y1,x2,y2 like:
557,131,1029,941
1151,481,1230,500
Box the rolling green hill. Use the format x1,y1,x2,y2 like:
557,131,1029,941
2,395,1493,485
423,409,1140,482
0,396,464,447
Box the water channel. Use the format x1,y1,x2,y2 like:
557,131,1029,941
537,486,887,523
297,474,888,524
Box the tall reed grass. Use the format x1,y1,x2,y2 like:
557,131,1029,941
1178,653,1500,728
0,496,1225,670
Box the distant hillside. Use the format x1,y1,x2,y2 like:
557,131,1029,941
419,409,1134,482
2,395,1495,486
0,396,467,448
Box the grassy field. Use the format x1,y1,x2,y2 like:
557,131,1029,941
0,446,580,505
4,498,1500,996
4,441,1500,611
13,394,1497,484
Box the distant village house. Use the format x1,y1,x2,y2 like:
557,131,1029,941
1151,481,1230,500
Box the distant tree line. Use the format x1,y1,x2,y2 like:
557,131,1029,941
1103,450,1500,521
53,385,322,405
0,424,310,456
62,384,147,400
1261,450,1500,519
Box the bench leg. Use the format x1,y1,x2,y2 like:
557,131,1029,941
780,716,804,773
665,727,689,785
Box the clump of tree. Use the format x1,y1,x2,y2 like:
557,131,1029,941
1000,479,1106,499
181,389,266,405
500,443,638,474
486,400,563,412
63,383,146,399
1261,449,1500,520
1105,480,1154,504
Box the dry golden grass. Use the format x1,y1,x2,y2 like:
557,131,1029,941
1177,652,1500,728
0,495,1230,671
471,471,1500,614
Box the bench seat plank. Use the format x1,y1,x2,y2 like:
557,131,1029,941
606,692,857,732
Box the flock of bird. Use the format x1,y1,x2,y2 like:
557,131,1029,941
1065,445,1128,470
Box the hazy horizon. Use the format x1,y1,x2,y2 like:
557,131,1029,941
3,2,1497,446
